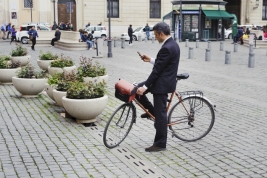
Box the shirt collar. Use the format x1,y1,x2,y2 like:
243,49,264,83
162,36,171,46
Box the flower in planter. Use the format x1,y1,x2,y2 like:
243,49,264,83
50,54,74,68
77,56,106,78
16,64,48,79
0,55,11,61
39,51,58,60
0,57,20,69
66,81,107,99
10,44,28,57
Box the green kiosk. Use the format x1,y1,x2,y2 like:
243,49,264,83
231,14,238,39
171,0,234,41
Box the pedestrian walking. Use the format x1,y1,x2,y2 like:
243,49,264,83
128,24,133,46
1,23,7,40
135,22,180,152
10,25,17,45
145,23,150,40
28,26,38,51
51,27,61,47
85,22,90,28
6,23,11,39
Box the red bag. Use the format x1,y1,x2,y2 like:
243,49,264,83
115,79,136,103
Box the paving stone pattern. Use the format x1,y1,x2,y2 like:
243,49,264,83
0,39,267,178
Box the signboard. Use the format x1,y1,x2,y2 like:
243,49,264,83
173,4,225,11
182,11,199,14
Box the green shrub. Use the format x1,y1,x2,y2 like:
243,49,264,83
39,51,58,60
0,58,20,69
66,81,106,99
0,55,11,61
10,45,28,57
77,56,106,78
16,64,47,79
50,54,74,68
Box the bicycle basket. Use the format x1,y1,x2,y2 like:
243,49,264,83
115,79,136,103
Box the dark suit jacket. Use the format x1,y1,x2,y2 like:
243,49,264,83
55,30,61,40
145,37,180,94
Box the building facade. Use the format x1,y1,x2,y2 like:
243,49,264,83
0,0,266,36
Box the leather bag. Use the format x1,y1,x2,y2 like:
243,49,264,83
115,79,136,103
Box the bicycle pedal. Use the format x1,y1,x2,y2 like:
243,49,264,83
147,117,154,122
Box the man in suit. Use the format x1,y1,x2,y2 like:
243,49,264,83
51,28,61,47
136,22,180,152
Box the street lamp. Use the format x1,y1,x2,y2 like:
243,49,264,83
30,0,33,22
107,0,112,58
179,0,182,42
51,0,57,30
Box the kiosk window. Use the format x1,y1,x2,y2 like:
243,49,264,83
205,18,211,28
183,15,198,32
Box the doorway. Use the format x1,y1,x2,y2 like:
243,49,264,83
224,0,241,28
58,0,76,31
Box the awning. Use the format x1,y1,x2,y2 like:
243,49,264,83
203,10,233,20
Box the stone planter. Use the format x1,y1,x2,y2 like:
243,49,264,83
0,68,20,84
62,95,108,124
37,59,54,71
11,55,31,66
48,65,76,76
12,77,47,97
83,75,109,84
44,83,55,101
52,89,66,107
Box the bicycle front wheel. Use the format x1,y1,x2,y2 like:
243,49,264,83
168,96,215,142
103,103,135,149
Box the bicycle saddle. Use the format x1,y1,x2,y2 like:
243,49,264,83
177,73,189,80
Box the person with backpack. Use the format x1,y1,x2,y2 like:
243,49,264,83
6,23,11,39
28,26,39,51
1,23,7,40
10,25,17,45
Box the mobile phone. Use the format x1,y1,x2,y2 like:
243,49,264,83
137,51,142,57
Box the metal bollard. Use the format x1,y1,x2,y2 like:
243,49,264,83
248,53,255,68
114,38,117,47
121,38,125,49
225,50,231,64
138,34,142,42
152,35,155,43
207,41,211,50
234,43,238,52
185,39,189,47
220,42,224,51
196,40,199,48
188,47,193,59
205,49,211,61
249,44,254,53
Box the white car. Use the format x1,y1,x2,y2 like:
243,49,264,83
225,28,232,39
16,24,51,44
121,26,154,41
84,26,107,38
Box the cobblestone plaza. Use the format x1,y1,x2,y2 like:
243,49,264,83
0,39,267,178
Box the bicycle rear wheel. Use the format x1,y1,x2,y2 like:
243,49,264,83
168,96,215,142
103,103,135,149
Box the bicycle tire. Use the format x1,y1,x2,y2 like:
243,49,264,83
103,103,135,149
168,96,215,142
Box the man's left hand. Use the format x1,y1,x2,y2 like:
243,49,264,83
137,87,146,95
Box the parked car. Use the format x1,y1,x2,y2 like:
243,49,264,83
121,26,154,41
84,26,107,38
16,24,51,44
225,28,232,39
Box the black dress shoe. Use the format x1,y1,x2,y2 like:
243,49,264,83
141,113,149,118
145,145,166,152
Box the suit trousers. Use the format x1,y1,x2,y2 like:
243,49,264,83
31,37,36,49
135,81,168,148
51,38,58,46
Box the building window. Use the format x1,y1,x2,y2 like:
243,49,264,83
24,0,33,8
263,0,267,20
107,0,119,18
150,0,161,18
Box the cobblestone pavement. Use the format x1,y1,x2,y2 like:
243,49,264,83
0,38,267,178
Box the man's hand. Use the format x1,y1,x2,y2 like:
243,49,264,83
141,54,151,62
137,87,146,95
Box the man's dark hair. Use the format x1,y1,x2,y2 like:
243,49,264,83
92,30,94,34
153,22,170,35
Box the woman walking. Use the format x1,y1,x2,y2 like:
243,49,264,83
28,26,38,51
10,25,17,45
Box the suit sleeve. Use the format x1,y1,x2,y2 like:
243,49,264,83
145,47,171,88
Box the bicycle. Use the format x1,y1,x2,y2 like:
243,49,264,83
103,73,216,149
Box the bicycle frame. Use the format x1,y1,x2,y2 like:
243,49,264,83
133,90,191,126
